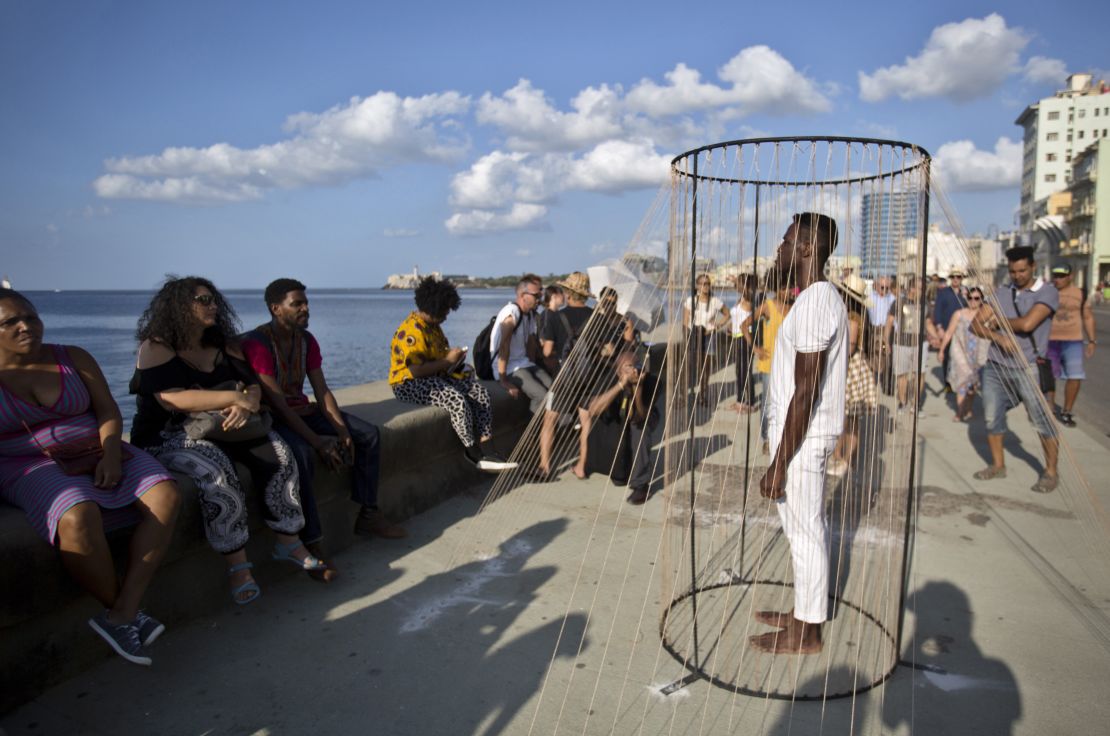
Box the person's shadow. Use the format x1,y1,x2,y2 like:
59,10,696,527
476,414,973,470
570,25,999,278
760,582,1020,735
317,518,590,736
884,581,1021,735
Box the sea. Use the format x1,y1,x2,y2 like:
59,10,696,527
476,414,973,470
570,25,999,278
22,288,517,429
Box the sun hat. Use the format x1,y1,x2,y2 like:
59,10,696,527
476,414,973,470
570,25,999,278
556,272,593,299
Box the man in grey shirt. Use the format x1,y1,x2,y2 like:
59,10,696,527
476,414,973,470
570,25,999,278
971,246,1060,492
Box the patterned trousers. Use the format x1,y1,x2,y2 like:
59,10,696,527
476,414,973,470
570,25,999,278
149,430,303,554
392,375,493,447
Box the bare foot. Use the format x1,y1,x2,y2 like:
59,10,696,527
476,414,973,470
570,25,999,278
749,618,823,654
572,463,587,480
753,609,794,628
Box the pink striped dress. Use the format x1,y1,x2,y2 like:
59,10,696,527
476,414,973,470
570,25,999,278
0,345,174,544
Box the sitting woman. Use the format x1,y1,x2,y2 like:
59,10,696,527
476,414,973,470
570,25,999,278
0,289,180,666
389,276,516,471
130,276,321,607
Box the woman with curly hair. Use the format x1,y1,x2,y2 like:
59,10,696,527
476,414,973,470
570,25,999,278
389,277,516,472
0,288,179,665
130,276,322,606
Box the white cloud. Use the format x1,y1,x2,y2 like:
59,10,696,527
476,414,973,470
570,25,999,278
625,46,832,116
515,248,532,257
444,203,549,236
858,14,1028,102
933,137,1022,191
45,223,58,233
94,91,471,204
383,228,421,238
1023,56,1067,85
476,80,623,153
445,140,670,233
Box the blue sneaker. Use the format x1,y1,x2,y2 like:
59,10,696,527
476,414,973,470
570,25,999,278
134,610,165,647
88,611,151,666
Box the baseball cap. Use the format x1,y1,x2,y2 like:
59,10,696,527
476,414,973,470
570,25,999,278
1051,264,1072,276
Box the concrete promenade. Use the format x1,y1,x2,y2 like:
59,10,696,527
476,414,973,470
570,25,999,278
3,360,1110,735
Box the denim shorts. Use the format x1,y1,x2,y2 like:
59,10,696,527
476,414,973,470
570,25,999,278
980,361,1055,438
1047,340,1086,380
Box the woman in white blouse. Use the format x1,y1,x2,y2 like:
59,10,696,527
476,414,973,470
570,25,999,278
683,274,730,405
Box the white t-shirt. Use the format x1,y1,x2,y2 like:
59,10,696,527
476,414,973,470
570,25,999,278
867,292,895,327
490,302,535,379
730,301,751,338
685,296,726,329
767,281,848,453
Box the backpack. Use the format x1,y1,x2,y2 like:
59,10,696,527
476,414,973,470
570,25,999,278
472,303,522,380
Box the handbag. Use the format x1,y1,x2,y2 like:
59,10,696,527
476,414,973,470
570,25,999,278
181,381,273,442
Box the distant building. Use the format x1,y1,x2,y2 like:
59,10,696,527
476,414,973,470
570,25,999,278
383,265,441,289
1064,139,1110,287
1015,72,1110,232
860,190,921,277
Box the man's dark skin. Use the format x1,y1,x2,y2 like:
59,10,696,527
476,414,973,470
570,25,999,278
750,220,833,655
256,290,352,474
968,255,1059,481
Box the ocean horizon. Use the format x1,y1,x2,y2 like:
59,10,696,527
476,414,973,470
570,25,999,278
20,287,518,430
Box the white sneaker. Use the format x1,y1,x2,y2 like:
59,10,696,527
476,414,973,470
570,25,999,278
477,453,519,472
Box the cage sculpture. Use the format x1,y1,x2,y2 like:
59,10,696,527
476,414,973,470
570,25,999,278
658,137,932,699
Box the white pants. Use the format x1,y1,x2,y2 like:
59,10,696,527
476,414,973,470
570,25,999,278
771,433,837,624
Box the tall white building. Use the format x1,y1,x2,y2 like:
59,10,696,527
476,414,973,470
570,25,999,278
1016,73,1110,231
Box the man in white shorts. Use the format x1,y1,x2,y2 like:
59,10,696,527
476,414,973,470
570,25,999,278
883,276,933,413
750,212,848,655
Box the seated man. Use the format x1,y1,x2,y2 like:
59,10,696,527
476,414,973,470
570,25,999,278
573,351,659,505
241,278,405,582
493,274,560,477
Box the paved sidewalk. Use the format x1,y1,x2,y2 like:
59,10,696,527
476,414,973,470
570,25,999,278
3,367,1109,735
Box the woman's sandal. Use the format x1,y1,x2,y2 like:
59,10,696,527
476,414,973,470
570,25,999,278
228,562,261,606
272,540,327,571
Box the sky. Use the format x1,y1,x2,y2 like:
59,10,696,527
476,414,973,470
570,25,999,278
1,0,1108,290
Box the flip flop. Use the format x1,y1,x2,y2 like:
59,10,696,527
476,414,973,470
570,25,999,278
272,541,327,571
228,562,261,606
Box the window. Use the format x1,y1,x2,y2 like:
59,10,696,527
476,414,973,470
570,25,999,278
1046,152,1057,161
1097,108,1102,117
1048,111,1060,121
1079,130,1085,139
1045,174,1057,182
1079,109,1086,118
1047,132,1059,141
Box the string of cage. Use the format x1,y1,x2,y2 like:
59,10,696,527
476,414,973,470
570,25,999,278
538,295,706,736
933,168,1103,524
519,317,690,736
522,234,717,735
448,290,663,567
461,195,672,539
931,175,1110,549
570,360,707,736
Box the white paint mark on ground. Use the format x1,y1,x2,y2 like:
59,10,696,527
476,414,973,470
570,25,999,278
398,539,533,633
923,670,1015,692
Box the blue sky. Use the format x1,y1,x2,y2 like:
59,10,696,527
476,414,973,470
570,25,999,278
2,1,1107,289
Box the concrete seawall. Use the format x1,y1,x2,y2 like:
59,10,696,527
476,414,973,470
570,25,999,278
0,379,531,713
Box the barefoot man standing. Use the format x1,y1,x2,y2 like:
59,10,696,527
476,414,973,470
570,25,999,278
750,212,848,655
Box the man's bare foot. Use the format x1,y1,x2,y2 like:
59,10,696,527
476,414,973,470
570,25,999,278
753,609,794,628
572,463,587,480
749,617,823,654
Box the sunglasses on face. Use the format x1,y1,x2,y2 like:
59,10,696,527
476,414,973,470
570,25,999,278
193,294,217,306
968,296,982,302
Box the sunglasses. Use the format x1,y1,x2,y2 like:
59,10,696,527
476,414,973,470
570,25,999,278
1051,274,1069,279
968,296,982,302
193,294,217,306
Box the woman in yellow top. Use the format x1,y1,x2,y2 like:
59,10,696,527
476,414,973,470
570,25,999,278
742,273,791,444
389,277,516,472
